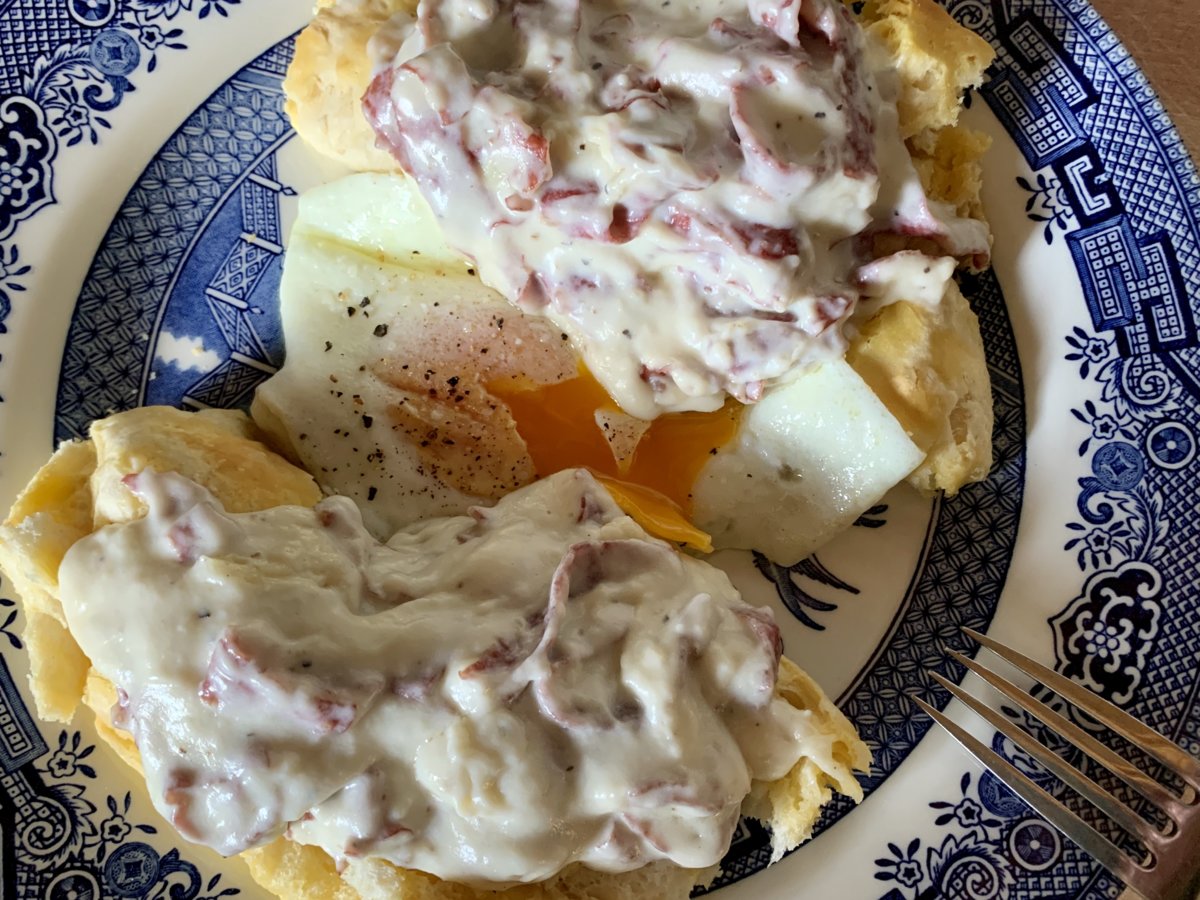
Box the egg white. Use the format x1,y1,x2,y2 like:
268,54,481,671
253,173,923,561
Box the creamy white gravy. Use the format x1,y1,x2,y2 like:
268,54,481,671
59,469,818,884
363,0,986,417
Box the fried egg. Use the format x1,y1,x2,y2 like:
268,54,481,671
252,173,924,563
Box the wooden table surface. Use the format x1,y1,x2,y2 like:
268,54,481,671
1090,0,1200,157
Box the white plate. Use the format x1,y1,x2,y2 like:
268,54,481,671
0,1,1196,897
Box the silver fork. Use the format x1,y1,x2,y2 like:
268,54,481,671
915,627,1200,900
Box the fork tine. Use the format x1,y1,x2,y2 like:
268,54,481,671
964,628,1200,792
931,671,1161,846
913,696,1144,885
952,647,1191,814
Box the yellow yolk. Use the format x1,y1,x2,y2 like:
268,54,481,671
489,368,740,552
594,477,714,554
489,368,619,476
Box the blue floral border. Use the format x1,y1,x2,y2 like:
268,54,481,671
0,0,245,334
868,2,1200,897
976,0,1200,795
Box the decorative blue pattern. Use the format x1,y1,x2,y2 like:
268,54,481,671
153,150,293,410
755,552,858,632
976,0,1200,363
55,39,292,436
13,722,240,900
0,246,31,333
0,595,23,651
0,0,254,335
872,762,1123,900
752,506,888,631
871,2,1200,896
1016,171,1073,244
0,96,57,241
977,0,1200,745
872,685,1151,899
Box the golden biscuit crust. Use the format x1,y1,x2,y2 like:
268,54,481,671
857,0,994,242
25,609,91,722
88,406,320,525
0,439,99,722
859,0,995,139
850,0,994,491
909,125,991,223
742,656,870,858
0,438,97,624
284,0,410,172
848,280,994,494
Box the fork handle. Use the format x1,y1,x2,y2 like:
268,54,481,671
1148,847,1200,900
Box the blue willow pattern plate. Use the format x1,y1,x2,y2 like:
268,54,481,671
0,1,1196,898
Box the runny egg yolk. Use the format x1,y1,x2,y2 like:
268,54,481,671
488,367,741,552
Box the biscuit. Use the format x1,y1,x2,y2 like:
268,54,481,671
909,124,991,223
88,406,320,526
848,280,994,494
3,406,869,900
245,840,705,900
284,0,410,173
859,0,995,139
861,0,994,231
0,438,96,624
280,0,998,504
